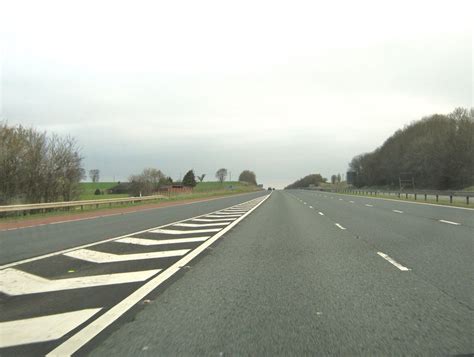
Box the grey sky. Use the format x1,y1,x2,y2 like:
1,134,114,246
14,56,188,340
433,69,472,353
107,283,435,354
1,0,472,188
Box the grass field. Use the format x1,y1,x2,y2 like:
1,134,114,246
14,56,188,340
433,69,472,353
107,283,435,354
78,182,127,200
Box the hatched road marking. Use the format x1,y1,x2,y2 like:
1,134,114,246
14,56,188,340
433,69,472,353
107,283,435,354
0,309,102,349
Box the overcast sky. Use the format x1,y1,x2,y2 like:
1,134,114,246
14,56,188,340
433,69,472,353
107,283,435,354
1,0,472,188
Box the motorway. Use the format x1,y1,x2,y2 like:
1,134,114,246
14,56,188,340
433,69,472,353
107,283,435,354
0,190,472,355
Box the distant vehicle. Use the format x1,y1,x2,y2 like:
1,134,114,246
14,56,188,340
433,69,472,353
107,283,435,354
267,187,272,191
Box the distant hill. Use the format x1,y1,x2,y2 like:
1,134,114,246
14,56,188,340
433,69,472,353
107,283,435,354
285,174,327,189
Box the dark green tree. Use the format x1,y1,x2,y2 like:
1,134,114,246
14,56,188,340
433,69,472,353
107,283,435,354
238,170,257,185
182,169,197,187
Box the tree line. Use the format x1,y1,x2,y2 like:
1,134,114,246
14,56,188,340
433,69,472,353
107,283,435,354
348,108,474,190
0,122,84,204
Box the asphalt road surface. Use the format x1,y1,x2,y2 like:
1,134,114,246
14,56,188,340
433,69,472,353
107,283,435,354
1,190,472,356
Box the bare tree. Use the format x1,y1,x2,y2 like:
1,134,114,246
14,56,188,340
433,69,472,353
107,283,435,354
89,169,100,183
197,174,206,182
215,168,228,183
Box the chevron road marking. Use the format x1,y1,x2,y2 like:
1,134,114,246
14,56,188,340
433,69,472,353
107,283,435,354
0,268,161,295
150,228,222,235
0,308,102,348
116,237,209,246
205,214,241,218
173,222,230,228
47,194,271,356
192,218,236,222
64,248,189,263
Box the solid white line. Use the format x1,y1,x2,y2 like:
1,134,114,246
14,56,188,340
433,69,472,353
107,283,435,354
64,249,189,263
392,210,403,214
116,237,209,246
0,308,102,348
439,219,461,226
150,228,221,235
173,222,229,228
47,193,271,356
318,212,324,216
0,195,266,270
365,204,373,207
0,268,161,295
192,218,236,222
377,252,411,271
335,223,346,230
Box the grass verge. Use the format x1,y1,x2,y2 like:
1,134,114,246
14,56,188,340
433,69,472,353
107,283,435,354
334,191,472,208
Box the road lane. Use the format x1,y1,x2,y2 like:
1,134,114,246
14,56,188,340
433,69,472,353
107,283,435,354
290,190,474,308
0,195,269,356
89,191,472,356
0,192,267,266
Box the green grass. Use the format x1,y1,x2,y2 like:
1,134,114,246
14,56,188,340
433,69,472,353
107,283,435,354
194,181,255,192
335,191,472,208
78,182,124,200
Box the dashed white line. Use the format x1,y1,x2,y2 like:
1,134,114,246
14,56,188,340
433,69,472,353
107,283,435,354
335,223,346,230
318,212,324,216
365,204,373,207
339,198,343,201
377,252,411,271
392,210,403,214
439,219,461,226
349,201,354,203
309,206,313,209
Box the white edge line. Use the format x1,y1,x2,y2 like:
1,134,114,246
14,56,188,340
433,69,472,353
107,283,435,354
377,252,411,271
46,193,271,356
0,194,268,270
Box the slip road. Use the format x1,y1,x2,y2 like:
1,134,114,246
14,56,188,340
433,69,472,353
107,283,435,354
0,190,472,355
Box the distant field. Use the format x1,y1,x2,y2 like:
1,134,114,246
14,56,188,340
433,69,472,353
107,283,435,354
194,181,255,192
78,182,126,200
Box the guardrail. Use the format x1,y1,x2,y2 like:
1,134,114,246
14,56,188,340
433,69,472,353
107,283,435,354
0,195,167,214
323,188,473,205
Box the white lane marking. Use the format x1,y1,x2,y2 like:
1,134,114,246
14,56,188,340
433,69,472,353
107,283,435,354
150,228,221,235
0,268,161,295
116,237,209,246
192,218,236,222
0,194,267,270
377,252,411,271
365,204,373,207
349,201,354,203
205,214,241,218
223,208,248,212
339,198,343,201
309,206,313,209
439,219,461,226
64,249,189,263
173,222,229,228
392,210,404,214
335,223,346,230
318,212,324,216
47,193,271,356
303,202,307,205
0,308,102,348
